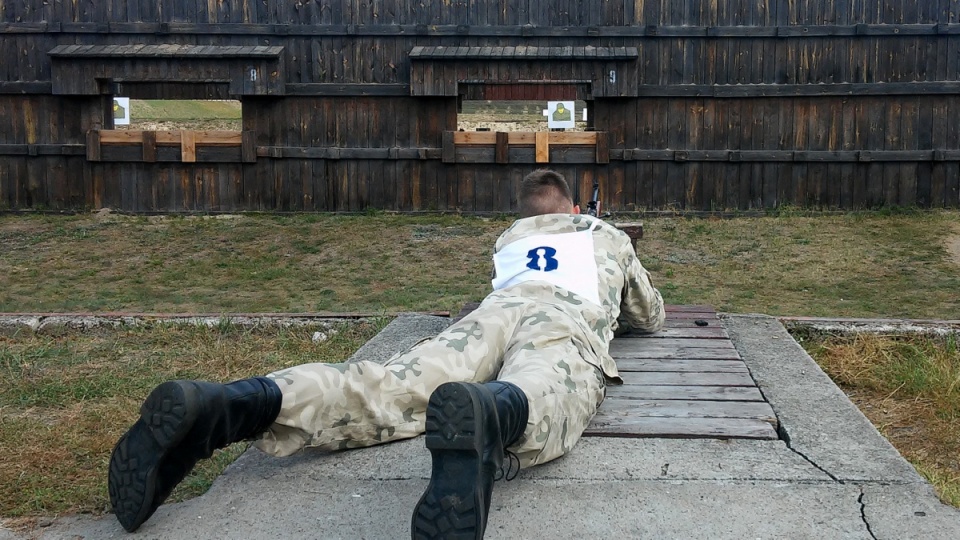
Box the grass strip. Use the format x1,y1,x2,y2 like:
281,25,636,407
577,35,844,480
798,330,960,508
0,320,385,519
2,211,959,319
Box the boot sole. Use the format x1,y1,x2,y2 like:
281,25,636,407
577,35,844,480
412,382,486,540
108,381,199,532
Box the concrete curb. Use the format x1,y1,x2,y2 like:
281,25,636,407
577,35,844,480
722,313,924,484
0,312,452,337
778,315,960,336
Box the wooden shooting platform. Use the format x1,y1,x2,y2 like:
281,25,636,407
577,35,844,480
583,305,779,440
453,303,779,440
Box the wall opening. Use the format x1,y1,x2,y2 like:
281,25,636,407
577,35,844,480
457,100,590,132
113,99,243,131
89,98,251,164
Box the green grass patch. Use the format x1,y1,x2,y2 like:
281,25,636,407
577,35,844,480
131,100,242,121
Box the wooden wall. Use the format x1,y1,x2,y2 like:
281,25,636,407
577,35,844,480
1,0,960,212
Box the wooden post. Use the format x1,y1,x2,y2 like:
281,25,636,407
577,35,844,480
181,130,197,162
142,131,157,162
535,131,550,163
495,131,509,164
241,130,257,163
596,131,609,164
85,130,101,161
442,131,456,163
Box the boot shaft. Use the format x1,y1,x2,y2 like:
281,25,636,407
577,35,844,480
178,377,282,457
482,381,529,449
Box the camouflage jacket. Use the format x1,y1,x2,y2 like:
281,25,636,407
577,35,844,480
491,213,665,380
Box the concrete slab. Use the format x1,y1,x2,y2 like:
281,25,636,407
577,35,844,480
722,314,924,484
29,437,848,540
861,483,960,540
345,313,452,365
12,312,960,539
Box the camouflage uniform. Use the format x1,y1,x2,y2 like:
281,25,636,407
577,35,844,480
254,214,664,468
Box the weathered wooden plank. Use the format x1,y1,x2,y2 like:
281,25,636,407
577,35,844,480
659,318,726,329
618,326,728,339
192,131,244,145
585,416,778,440
612,347,742,361
614,359,748,373
663,304,717,312
604,384,765,402
663,311,722,319
612,337,736,349
99,130,147,144
596,398,776,421
618,371,755,386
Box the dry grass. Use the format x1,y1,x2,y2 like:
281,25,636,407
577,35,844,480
800,332,960,507
0,320,385,521
640,210,960,319
0,213,505,316
2,211,959,319
3,210,960,522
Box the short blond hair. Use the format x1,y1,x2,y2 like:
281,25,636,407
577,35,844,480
518,169,574,217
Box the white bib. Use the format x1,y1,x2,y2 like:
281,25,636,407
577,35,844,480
492,219,602,306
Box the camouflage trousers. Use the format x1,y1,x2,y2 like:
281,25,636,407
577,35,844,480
253,293,606,468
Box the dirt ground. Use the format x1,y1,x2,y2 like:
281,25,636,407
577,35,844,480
120,117,583,133
121,119,242,131
458,115,588,132
946,222,960,267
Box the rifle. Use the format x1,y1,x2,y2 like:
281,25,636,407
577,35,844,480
585,179,610,219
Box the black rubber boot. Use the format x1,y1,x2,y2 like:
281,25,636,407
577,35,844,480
108,377,282,533
411,380,529,540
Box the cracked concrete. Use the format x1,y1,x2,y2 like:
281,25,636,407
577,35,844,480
724,314,926,485
12,314,960,539
857,488,878,540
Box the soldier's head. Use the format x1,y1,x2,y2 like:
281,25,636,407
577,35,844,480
518,169,579,217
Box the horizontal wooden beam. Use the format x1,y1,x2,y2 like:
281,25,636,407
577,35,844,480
0,81,54,94
257,147,442,160
454,146,599,164
452,131,598,145
0,143,86,156
7,143,960,165
285,83,410,96
97,145,243,162
636,81,960,98
4,22,960,38
97,130,243,146
410,45,638,60
614,149,960,162
10,81,960,98
48,44,283,58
